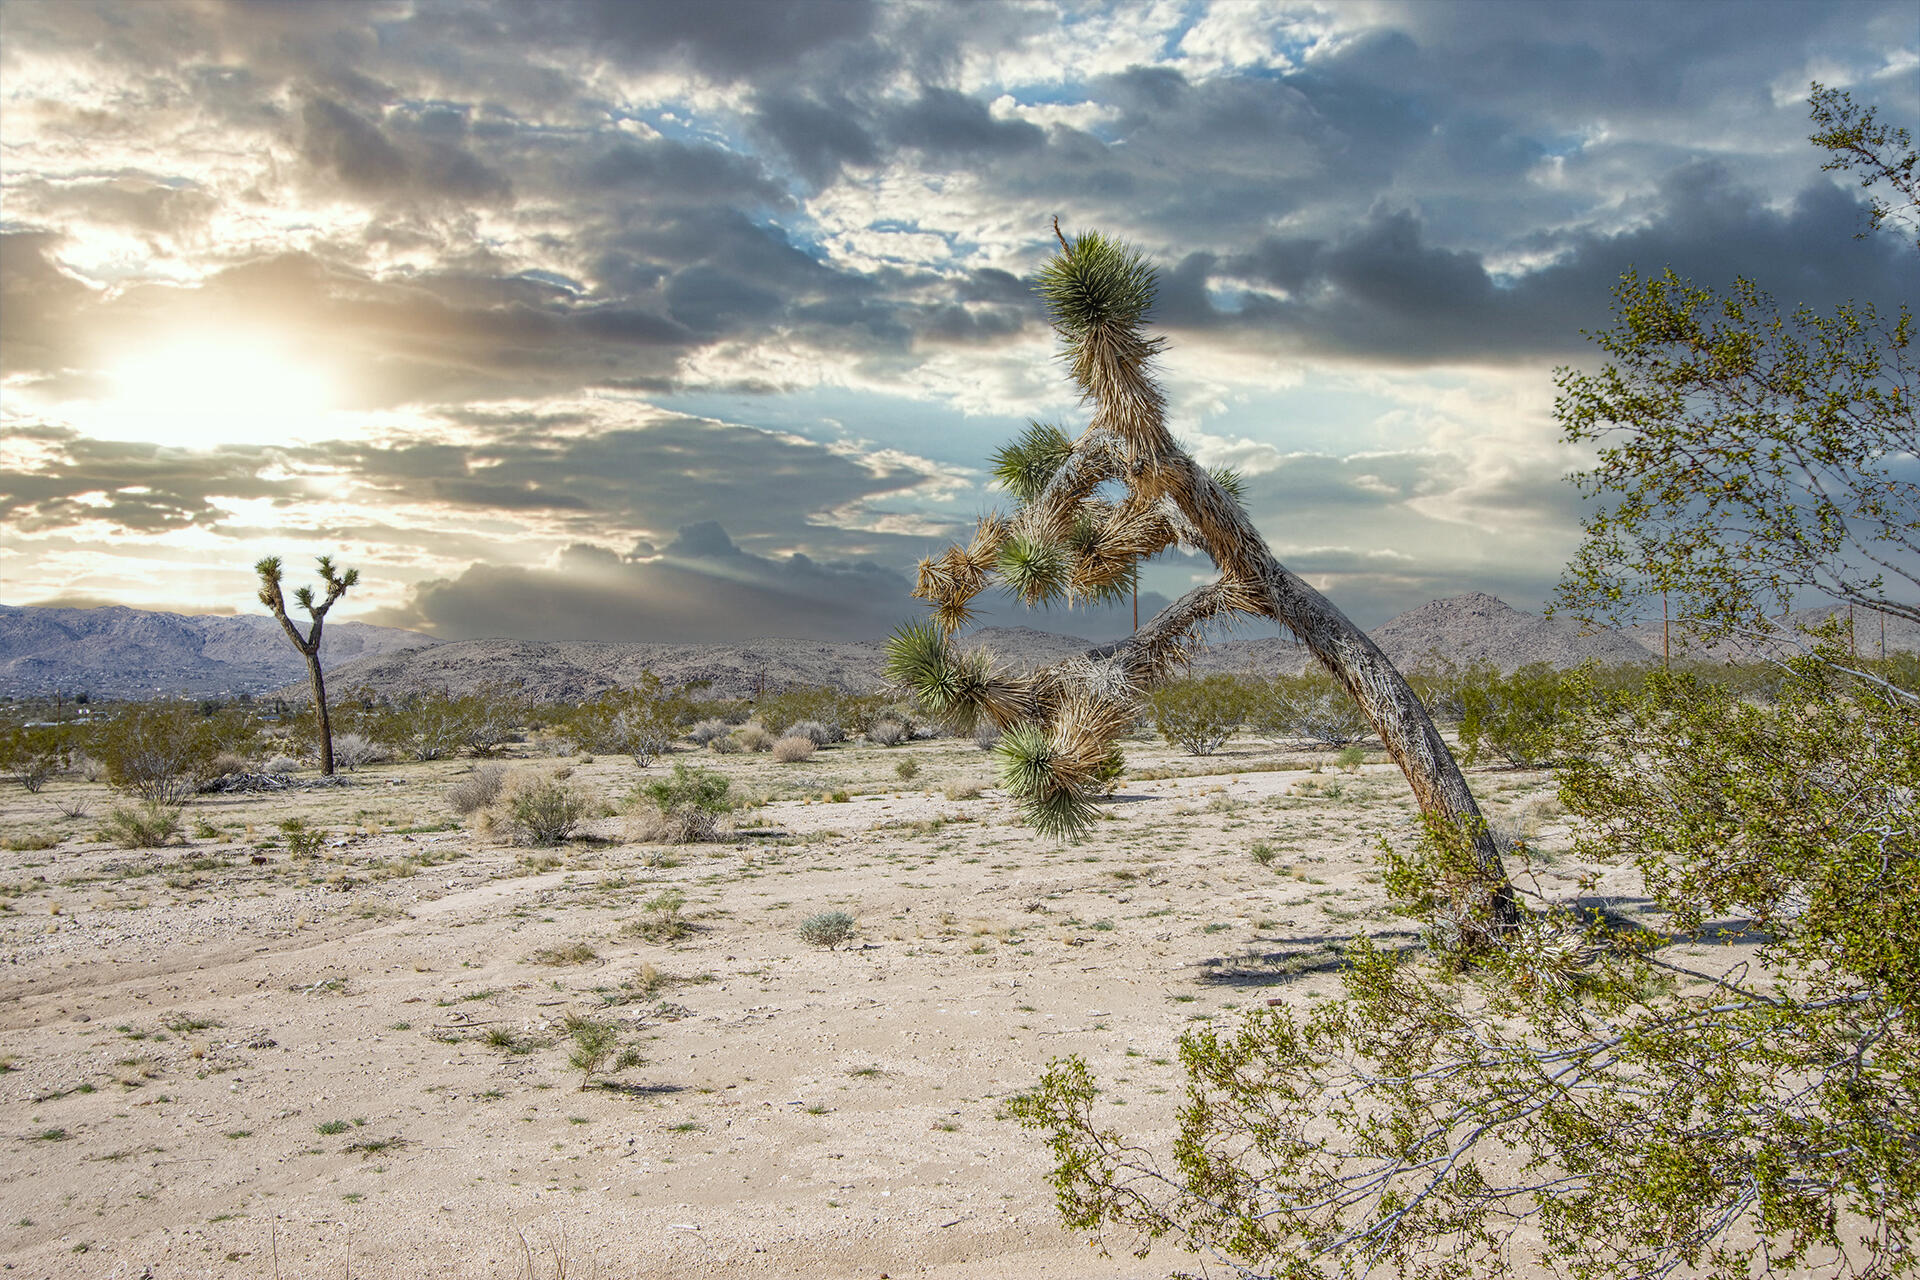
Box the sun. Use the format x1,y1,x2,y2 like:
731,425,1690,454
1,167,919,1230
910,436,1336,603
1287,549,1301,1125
81,333,345,450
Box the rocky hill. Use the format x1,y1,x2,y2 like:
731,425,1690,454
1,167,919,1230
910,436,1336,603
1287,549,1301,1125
0,605,437,699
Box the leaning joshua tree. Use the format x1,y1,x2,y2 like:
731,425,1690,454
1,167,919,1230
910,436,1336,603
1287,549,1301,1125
256,554,359,777
886,226,1517,936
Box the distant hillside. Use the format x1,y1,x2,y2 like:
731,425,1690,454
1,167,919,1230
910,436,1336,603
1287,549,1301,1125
1626,602,1920,663
305,594,1657,703
1367,591,1655,671
0,605,438,698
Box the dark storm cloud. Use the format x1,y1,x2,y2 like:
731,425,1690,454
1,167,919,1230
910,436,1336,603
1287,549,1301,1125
1153,168,1912,362
296,95,512,204
377,518,916,643
521,0,881,80
0,430,301,534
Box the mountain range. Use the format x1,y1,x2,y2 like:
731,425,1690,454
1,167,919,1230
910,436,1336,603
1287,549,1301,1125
0,604,436,699
7,593,1908,704
274,591,1666,703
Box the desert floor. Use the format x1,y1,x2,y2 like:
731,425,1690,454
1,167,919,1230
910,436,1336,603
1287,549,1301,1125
1,731,1637,1279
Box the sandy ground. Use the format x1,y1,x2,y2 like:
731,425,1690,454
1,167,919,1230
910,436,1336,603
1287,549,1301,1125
0,733,1607,1279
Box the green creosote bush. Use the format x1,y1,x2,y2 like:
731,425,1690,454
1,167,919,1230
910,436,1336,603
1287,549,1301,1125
626,763,731,843
277,817,324,858
560,674,681,766
1020,654,1920,1276
894,755,919,781
638,764,730,816
1334,744,1367,773
93,702,255,804
1144,675,1248,756
564,1013,643,1089
99,802,182,849
0,722,76,793
772,735,816,763
1247,671,1375,747
797,911,856,950
1457,662,1578,768
507,774,590,846
358,685,523,762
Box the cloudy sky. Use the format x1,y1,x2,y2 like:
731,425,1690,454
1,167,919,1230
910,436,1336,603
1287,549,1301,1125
2,0,1914,643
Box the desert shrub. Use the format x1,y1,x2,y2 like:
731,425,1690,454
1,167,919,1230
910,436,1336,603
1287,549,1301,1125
786,719,839,746
563,678,679,766
626,806,717,844
772,735,816,763
733,724,774,753
706,732,742,754
446,763,506,816
209,750,252,780
972,722,1002,752
277,817,324,857
1,723,77,792
1458,662,1577,767
330,732,382,770
753,686,840,736
630,764,730,843
365,692,469,761
894,754,919,781
797,910,856,950
625,889,693,942
1248,672,1376,747
639,764,731,816
866,712,912,746
687,718,732,746
1334,744,1367,773
100,802,181,849
1146,675,1251,755
507,774,590,845
92,702,251,803
263,754,303,775
456,682,526,756
564,1012,643,1088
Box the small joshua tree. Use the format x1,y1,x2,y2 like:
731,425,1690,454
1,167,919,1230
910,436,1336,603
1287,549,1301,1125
256,554,358,777
887,223,1517,940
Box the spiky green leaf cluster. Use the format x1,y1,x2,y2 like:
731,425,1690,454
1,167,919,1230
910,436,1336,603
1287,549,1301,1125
991,421,1074,504
883,619,988,733
993,722,1096,841
996,531,1068,605
1035,231,1156,339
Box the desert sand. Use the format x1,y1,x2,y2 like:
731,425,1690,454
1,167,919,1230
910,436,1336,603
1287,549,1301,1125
1,731,1619,1278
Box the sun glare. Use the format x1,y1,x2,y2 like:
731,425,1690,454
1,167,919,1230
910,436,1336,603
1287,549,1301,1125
81,334,345,449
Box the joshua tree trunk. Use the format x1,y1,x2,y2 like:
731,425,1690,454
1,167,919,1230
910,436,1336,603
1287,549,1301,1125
303,650,335,777
255,555,358,779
